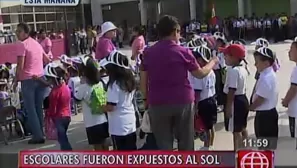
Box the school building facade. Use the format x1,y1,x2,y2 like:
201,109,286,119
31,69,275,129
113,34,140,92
91,0,297,27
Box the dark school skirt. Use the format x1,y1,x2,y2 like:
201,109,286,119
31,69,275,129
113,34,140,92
86,122,109,145
198,96,217,130
214,69,225,106
255,108,278,150
224,94,249,133
289,117,297,138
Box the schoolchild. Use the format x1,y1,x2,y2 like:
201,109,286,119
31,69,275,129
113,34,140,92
44,63,72,150
250,47,279,150
189,45,217,150
74,56,109,150
219,44,250,150
101,50,137,150
213,32,227,111
282,42,297,145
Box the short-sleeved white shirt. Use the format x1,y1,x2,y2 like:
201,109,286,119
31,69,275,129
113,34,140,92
107,82,136,136
68,76,81,94
189,70,216,101
74,83,107,128
213,51,226,70
223,66,248,95
252,67,278,111
288,66,297,117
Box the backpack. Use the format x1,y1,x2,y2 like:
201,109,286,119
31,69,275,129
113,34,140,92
89,83,107,115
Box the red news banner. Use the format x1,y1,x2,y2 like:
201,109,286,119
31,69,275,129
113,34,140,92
19,150,274,168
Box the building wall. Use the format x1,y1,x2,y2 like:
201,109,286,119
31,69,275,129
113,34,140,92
101,1,140,27
1,5,81,31
251,0,290,16
209,0,238,18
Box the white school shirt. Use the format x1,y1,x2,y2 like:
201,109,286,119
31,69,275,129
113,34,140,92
264,20,271,28
74,83,108,128
190,70,216,101
288,66,297,117
107,82,136,136
252,67,278,111
213,51,226,70
223,65,248,95
67,76,81,94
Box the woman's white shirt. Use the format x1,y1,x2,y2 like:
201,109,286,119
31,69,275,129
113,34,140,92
288,66,297,117
107,82,136,136
74,83,107,128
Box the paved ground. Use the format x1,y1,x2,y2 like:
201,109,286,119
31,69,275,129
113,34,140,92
1,43,297,166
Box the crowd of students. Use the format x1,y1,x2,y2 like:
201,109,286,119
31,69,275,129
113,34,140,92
185,13,297,42
2,15,297,151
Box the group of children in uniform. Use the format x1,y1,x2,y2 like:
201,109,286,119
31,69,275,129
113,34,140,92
40,50,140,151
186,31,297,150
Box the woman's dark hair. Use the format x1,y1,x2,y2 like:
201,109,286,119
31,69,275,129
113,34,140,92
82,57,100,85
133,26,145,36
4,62,11,68
0,69,9,80
105,54,136,92
157,15,180,38
253,52,274,65
39,29,45,34
29,31,37,38
54,66,68,82
17,22,30,34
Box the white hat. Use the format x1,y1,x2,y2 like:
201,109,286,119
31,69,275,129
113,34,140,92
59,54,72,65
44,63,59,78
100,22,117,37
255,38,269,47
295,36,297,42
99,50,130,69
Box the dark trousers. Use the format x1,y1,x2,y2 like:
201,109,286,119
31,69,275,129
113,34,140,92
139,133,158,150
111,132,137,150
255,108,278,150
289,117,296,138
54,117,72,150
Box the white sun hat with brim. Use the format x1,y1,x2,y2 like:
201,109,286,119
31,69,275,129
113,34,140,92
100,22,117,37
99,50,130,69
44,62,60,78
0,79,7,85
59,54,72,65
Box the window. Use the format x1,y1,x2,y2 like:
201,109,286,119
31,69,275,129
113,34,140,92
46,14,56,21
9,15,20,24
56,13,64,21
2,15,11,24
10,5,21,13
18,15,24,23
46,22,56,31
55,7,64,12
45,7,55,12
35,7,45,12
57,22,66,30
23,14,34,23
36,23,47,31
2,7,10,14
66,7,75,12
28,24,34,31
22,6,33,13
66,12,76,22
36,14,46,22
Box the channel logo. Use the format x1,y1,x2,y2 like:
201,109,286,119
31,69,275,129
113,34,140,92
237,150,274,168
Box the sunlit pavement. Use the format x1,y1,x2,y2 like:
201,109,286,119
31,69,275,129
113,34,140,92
1,43,297,166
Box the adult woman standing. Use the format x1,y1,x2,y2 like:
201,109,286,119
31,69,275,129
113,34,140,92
13,23,50,144
95,22,117,60
39,29,53,60
140,15,218,150
131,26,146,61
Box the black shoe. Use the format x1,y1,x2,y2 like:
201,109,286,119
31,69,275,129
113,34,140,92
28,139,45,144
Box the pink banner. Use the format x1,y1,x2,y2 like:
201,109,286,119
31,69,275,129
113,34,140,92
0,39,65,64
